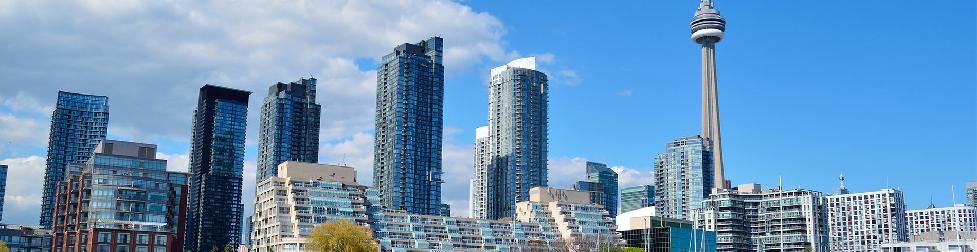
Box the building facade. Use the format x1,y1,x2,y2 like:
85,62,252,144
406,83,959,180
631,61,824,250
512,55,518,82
373,37,445,215
881,231,977,252
695,184,829,252
471,57,549,220
827,188,907,252
0,224,50,252
50,140,188,252
250,162,373,252
573,181,606,211
621,185,655,214
374,211,559,251
255,78,321,181
906,205,977,237
617,214,717,252
186,85,250,251
470,126,495,220
41,91,109,228
586,162,618,216
967,182,977,207
654,135,714,221
515,187,620,249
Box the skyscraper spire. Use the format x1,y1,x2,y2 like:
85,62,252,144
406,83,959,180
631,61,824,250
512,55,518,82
691,0,727,190
834,174,850,195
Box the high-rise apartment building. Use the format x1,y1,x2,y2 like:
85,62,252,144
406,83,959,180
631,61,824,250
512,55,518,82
41,91,109,228
471,57,549,220
620,185,655,214
256,78,320,181
691,0,728,190
50,140,189,252
0,164,6,222
654,135,714,221
967,182,977,207
906,204,977,237
827,187,907,252
373,37,445,215
470,126,495,219
695,184,830,252
251,162,373,252
186,85,250,251
586,162,618,215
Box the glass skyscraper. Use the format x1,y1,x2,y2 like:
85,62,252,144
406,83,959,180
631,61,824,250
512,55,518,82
41,91,109,228
654,135,714,221
186,85,250,251
471,57,549,220
586,161,619,215
256,78,321,181
373,37,445,215
620,184,655,214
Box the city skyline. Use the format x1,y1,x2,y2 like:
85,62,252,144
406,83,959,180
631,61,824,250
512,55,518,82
0,0,974,226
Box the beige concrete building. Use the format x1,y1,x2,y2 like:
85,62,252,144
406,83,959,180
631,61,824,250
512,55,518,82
250,162,370,252
516,187,619,249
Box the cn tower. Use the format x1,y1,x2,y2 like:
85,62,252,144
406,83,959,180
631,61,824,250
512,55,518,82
691,0,727,190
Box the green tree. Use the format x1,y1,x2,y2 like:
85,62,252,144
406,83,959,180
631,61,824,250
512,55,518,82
307,220,377,252
224,244,234,252
0,240,10,252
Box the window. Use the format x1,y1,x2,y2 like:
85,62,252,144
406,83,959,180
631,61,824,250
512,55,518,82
136,234,149,245
136,246,148,252
154,235,166,246
96,244,110,252
117,245,130,252
96,232,111,243
117,233,130,244
153,247,166,252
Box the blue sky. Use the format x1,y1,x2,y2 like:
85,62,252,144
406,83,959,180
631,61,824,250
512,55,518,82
0,0,973,224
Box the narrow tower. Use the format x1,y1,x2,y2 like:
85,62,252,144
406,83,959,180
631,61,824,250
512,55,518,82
691,0,727,190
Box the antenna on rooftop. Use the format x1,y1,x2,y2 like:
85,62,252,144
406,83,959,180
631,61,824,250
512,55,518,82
952,184,957,205
341,153,348,166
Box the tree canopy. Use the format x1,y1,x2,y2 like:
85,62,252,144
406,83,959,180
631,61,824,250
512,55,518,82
306,220,377,252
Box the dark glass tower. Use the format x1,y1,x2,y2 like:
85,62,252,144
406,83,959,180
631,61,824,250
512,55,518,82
586,161,619,215
40,91,109,228
0,164,6,222
373,37,445,215
256,78,320,181
185,85,250,251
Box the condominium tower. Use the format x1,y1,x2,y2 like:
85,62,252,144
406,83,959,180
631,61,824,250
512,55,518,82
586,162,619,215
471,57,549,220
256,78,321,181
695,184,829,252
826,187,907,252
40,91,109,228
654,135,714,221
185,85,250,251
373,37,445,215
691,0,728,190
51,140,189,252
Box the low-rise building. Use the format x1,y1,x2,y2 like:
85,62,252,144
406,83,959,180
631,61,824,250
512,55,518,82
617,207,716,252
0,224,50,252
906,204,977,237
374,211,558,251
250,162,373,252
881,230,977,252
516,187,620,250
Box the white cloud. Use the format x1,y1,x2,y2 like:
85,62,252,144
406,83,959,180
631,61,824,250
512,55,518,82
617,89,634,97
157,152,190,173
0,92,53,114
320,132,376,185
0,113,48,153
0,155,45,224
547,156,653,190
441,127,475,217
0,0,511,145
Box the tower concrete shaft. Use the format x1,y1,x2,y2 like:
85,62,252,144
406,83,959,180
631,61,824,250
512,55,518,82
691,0,727,190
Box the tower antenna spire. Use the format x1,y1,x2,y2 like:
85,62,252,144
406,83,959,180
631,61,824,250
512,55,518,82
691,0,727,190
